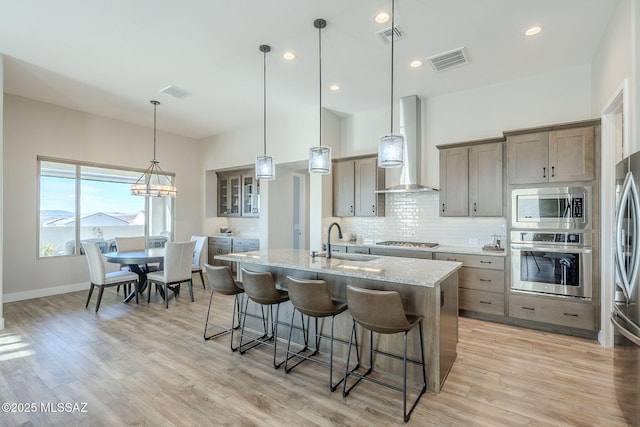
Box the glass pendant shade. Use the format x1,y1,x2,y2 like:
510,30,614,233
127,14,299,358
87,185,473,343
131,100,177,197
378,133,405,168
255,155,275,180
308,146,331,174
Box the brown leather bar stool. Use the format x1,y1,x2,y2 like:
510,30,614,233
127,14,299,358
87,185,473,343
343,285,427,423
238,268,289,369
283,276,359,391
203,264,244,351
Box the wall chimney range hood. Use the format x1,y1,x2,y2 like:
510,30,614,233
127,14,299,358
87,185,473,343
376,95,437,193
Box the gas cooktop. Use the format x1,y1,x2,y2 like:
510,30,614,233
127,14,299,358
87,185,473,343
376,241,439,248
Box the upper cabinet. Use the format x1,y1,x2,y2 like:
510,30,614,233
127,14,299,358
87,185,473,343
218,170,259,217
507,125,594,184
439,139,504,217
333,156,385,217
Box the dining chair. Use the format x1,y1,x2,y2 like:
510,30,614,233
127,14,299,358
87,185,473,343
191,236,207,289
114,235,160,293
82,242,139,312
114,236,146,252
146,240,197,308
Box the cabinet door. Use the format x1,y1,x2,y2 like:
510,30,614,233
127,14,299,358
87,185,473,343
354,157,381,217
549,126,594,182
218,176,230,216
333,161,355,217
241,175,259,217
507,133,549,184
228,175,241,216
218,175,240,216
439,147,469,216
469,143,503,217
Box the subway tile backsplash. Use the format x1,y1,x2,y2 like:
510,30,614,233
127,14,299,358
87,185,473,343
339,192,506,247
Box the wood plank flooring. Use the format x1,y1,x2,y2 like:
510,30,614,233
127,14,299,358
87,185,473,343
0,280,632,426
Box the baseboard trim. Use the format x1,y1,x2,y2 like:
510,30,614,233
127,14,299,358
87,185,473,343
4,282,89,303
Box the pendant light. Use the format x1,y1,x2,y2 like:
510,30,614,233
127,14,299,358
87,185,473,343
131,100,177,197
255,44,276,180
308,18,331,174
378,0,404,168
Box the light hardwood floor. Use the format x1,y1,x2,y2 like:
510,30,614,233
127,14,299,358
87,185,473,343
0,280,631,426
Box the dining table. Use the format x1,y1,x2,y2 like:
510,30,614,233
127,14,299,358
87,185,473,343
104,248,165,303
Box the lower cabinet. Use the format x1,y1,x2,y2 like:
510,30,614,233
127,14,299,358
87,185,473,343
435,252,505,316
509,293,595,331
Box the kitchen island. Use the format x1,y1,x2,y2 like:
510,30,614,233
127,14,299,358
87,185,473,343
216,248,462,393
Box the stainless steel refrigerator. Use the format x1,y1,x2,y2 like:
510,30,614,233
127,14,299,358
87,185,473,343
613,154,640,425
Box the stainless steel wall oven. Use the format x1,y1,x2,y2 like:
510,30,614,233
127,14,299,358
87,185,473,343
510,231,592,299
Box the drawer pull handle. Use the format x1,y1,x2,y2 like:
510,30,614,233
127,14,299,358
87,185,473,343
479,300,492,305
522,306,535,311
479,279,492,282
480,261,492,264
442,203,446,212
446,258,458,261
543,167,546,178
563,312,579,317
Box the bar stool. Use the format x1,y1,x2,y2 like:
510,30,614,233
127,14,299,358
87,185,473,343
238,268,289,369
283,276,359,391
203,264,244,351
343,285,427,423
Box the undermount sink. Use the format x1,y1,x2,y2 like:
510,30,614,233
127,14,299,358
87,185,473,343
326,253,379,262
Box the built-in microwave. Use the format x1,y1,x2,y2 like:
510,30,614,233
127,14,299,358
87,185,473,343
511,186,591,230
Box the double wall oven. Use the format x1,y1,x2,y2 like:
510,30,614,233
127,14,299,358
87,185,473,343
510,186,593,299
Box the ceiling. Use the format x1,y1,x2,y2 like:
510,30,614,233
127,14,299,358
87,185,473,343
0,0,619,140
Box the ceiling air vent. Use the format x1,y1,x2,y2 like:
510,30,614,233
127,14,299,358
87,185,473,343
376,25,405,43
160,85,191,99
427,47,469,72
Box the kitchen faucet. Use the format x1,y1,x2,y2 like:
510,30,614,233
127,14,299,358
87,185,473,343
326,222,343,259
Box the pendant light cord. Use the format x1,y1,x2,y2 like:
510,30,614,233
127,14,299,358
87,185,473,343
318,21,323,147
151,100,159,162
390,0,395,134
263,48,267,156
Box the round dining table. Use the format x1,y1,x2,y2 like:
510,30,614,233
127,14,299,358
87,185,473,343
104,248,165,303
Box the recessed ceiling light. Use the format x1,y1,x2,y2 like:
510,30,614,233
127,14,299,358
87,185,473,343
410,60,423,68
375,12,390,24
282,51,296,60
329,84,340,91
525,26,542,36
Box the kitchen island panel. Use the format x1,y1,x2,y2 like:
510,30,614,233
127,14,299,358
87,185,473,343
221,249,461,393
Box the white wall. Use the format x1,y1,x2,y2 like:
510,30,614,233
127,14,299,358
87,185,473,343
0,55,4,329
2,95,202,302
591,0,633,148
201,108,342,246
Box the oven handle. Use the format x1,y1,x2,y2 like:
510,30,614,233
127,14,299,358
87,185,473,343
510,244,591,254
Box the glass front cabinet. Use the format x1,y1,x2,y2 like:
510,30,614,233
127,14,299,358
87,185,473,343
217,170,259,217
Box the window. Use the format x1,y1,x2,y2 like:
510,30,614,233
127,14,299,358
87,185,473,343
38,157,174,257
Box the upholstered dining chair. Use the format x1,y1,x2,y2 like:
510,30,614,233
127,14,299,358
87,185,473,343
191,236,207,289
114,236,149,293
146,240,197,308
114,236,146,252
82,242,138,312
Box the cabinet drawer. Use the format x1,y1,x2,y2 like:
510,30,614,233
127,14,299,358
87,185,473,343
347,246,370,254
509,294,595,330
434,252,504,270
459,289,504,316
232,238,259,250
459,268,504,292
330,245,347,253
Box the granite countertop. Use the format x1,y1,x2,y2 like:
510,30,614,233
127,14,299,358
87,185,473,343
332,241,507,257
215,248,462,288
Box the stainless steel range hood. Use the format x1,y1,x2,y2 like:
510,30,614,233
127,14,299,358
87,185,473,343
376,95,438,193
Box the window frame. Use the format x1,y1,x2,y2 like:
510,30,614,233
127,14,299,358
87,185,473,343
37,155,176,259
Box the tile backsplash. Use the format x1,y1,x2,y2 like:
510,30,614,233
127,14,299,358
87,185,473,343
337,192,506,247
